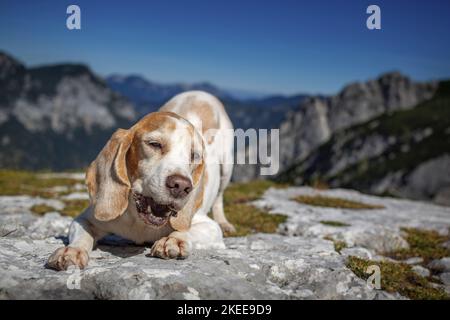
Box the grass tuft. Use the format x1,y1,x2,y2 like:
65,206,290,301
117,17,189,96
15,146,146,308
30,200,89,217
61,199,90,217
30,204,56,215
222,180,288,237
320,220,350,227
323,235,347,253
310,179,329,190
385,228,450,264
293,194,384,209
346,256,449,300
0,170,82,198
224,180,288,204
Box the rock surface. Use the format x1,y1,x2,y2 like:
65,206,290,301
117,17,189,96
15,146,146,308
1,187,450,300
254,187,450,246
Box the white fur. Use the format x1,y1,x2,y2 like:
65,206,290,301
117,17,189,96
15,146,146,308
60,91,234,264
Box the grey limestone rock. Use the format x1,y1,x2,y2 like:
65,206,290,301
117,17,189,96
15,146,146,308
1,186,450,299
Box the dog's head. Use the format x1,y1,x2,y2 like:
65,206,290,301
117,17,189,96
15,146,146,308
86,111,205,230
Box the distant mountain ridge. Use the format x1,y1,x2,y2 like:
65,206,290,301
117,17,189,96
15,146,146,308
106,74,234,114
106,74,276,105
106,73,310,130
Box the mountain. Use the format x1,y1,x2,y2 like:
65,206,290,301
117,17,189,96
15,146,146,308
0,52,307,171
277,72,438,168
0,52,136,170
223,95,309,130
1,51,447,204
234,72,440,183
106,74,280,112
106,74,235,115
107,74,309,130
273,74,450,204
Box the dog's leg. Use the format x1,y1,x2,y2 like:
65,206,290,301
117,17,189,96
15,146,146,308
151,215,224,259
212,191,235,235
47,209,106,271
212,163,236,234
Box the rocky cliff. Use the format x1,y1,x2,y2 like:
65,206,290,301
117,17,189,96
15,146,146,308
233,73,449,205
0,52,135,170
278,72,437,166
277,80,450,204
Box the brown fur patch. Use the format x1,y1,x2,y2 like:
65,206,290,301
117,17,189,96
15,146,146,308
85,160,97,204
126,140,140,181
132,112,179,135
126,112,182,179
190,101,218,133
166,95,220,144
192,153,204,186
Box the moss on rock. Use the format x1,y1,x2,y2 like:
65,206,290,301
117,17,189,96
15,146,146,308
293,194,384,210
319,220,350,227
222,180,288,237
0,170,81,198
346,256,449,300
385,227,450,264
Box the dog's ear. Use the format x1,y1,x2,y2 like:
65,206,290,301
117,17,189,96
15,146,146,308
86,129,133,221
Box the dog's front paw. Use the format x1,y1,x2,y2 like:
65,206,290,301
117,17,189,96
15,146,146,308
150,236,189,259
47,246,89,271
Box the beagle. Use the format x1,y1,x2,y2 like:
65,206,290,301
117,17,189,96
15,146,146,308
47,91,235,270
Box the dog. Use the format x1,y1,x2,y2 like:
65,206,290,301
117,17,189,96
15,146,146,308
47,91,235,270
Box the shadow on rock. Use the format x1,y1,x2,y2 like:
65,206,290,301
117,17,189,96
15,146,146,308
96,235,149,258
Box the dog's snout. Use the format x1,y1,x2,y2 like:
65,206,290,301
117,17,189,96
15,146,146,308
166,174,192,199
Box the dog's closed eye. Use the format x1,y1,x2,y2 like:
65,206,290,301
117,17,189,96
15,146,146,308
191,151,201,163
146,141,163,149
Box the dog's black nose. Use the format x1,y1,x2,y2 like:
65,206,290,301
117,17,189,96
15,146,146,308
166,174,192,199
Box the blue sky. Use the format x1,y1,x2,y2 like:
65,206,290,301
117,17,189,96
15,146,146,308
1,0,450,95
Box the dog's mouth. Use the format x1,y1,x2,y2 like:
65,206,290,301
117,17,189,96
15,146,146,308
132,193,178,227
